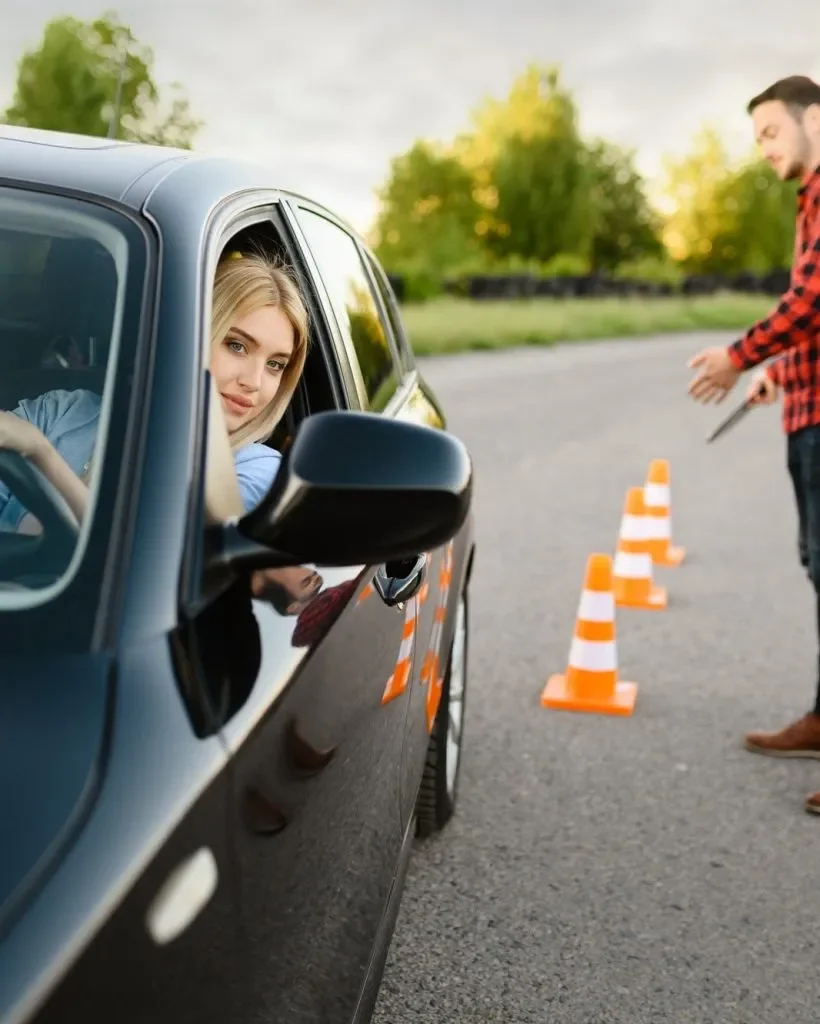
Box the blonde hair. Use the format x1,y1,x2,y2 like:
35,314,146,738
210,250,310,449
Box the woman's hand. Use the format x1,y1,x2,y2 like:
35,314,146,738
0,410,88,528
0,411,49,461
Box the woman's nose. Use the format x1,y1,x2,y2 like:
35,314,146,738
237,360,263,390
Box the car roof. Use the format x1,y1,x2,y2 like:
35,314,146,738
0,125,360,238
0,125,197,204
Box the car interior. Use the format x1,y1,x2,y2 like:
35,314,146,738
0,230,115,411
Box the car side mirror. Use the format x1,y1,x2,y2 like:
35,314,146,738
207,410,472,574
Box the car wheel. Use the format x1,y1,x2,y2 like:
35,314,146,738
415,588,468,838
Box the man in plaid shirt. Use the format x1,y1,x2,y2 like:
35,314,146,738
688,75,820,814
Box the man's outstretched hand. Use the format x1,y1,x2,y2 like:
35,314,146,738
687,346,741,404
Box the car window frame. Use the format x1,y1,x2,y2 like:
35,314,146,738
284,197,407,414
357,242,416,377
276,206,360,415
179,192,356,616
0,180,158,652
280,199,368,409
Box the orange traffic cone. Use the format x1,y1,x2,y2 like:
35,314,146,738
643,459,685,567
541,553,638,716
613,487,667,610
381,598,417,705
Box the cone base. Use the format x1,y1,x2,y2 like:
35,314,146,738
615,583,667,610
655,544,685,568
541,673,638,716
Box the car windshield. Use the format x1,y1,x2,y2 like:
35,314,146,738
0,185,146,616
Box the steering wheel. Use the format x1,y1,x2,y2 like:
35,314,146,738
0,450,79,577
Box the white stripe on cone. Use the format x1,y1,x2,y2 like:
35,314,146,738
644,483,670,508
644,515,671,540
619,514,649,541
568,637,618,672
577,589,615,622
613,550,652,579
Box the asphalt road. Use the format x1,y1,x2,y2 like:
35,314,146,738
372,331,820,1024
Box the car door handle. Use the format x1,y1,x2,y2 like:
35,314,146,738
373,553,426,607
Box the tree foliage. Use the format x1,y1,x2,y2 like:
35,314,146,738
371,141,484,277
586,139,664,270
3,11,202,148
661,126,797,274
374,65,665,280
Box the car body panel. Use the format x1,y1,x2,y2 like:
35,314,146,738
1,640,241,1024
0,654,111,939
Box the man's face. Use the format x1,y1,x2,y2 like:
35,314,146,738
751,99,810,181
251,565,323,614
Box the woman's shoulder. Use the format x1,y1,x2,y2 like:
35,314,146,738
14,385,101,438
233,441,282,468
15,387,101,431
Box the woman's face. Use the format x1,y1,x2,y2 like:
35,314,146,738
211,304,295,432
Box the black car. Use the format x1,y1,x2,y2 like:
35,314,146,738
0,126,475,1024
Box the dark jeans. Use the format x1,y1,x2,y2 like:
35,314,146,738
787,424,820,713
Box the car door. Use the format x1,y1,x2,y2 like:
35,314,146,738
182,203,420,1024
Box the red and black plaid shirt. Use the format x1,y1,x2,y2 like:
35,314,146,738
727,163,820,434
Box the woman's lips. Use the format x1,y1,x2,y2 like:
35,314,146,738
222,393,254,415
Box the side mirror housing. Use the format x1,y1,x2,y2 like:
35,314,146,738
208,410,472,573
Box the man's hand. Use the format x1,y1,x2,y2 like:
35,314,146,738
687,346,742,404
746,369,779,406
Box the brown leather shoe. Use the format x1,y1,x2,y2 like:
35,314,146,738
744,712,820,758
805,791,820,815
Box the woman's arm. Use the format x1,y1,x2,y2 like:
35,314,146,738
30,443,89,523
0,411,88,527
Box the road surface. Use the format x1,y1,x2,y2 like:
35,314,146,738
372,331,820,1024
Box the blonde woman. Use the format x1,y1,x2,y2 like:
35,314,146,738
0,250,309,532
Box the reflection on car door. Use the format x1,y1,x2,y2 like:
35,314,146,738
208,562,416,1023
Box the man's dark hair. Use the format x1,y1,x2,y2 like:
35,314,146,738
748,75,820,116
253,577,297,616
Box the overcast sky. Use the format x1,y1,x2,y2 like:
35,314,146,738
2,0,819,233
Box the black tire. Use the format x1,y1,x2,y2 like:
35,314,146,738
415,589,468,839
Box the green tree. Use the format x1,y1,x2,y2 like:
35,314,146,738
660,126,734,271
3,11,201,148
661,126,797,273
710,161,797,273
372,140,484,277
586,139,664,270
459,65,597,263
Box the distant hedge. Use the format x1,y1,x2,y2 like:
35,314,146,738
386,268,792,304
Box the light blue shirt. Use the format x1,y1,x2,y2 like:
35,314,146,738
0,388,282,530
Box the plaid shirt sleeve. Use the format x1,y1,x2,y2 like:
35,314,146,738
727,203,820,371
766,357,784,384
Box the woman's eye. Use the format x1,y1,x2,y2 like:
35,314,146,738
228,339,245,354
268,360,286,373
